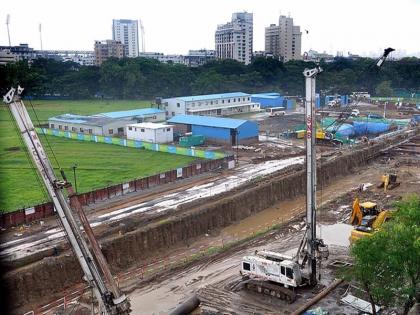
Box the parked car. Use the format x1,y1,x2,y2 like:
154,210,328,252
351,109,360,117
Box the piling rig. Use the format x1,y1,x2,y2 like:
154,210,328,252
3,87,131,314
240,67,328,302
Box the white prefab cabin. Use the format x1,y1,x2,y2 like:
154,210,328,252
126,123,174,143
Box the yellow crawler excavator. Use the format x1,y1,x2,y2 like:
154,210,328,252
349,198,392,243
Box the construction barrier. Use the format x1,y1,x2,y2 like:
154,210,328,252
0,156,233,228
36,128,227,160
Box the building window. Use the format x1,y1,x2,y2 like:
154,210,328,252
222,100,224,104
64,126,68,130
247,97,250,101
80,128,84,132
88,129,93,134
243,97,245,101
172,112,175,116
58,125,62,130
51,124,55,129
210,101,213,105
109,129,114,134
215,100,218,104
128,126,132,131
234,98,236,102
153,115,157,119
167,128,170,131
177,103,180,108
141,129,145,132
72,127,77,132
228,99,230,103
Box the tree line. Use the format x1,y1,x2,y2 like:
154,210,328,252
0,56,419,99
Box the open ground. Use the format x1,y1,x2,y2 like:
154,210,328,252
2,123,418,314
0,100,198,212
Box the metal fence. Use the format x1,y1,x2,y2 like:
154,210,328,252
0,157,233,228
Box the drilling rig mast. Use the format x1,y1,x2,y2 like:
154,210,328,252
3,87,131,314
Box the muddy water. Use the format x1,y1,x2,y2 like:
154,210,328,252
220,164,379,242
318,223,353,247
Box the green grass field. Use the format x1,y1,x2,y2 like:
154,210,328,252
0,100,197,212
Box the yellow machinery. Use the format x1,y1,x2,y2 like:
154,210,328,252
349,198,392,243
296,123,343,145
377,173,400,192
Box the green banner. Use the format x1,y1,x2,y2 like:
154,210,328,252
36,128,227,160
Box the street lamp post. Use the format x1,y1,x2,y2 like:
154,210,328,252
72,164,78,194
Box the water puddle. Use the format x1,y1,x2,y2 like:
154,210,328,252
318,223,353,247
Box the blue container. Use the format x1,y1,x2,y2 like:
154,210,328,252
327,123,355,137
316,95,321,108
353,121,390,136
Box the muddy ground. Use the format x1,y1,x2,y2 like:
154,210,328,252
127,163,420,314
4,128,418,314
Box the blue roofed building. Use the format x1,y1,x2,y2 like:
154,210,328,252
251,93,297,110
48,108,165,137
48,113,127,136
162,92,260,118
168,115,259,146
94,108,165,122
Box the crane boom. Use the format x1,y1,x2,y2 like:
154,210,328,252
3,87,131,314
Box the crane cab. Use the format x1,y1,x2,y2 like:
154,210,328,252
240,250,303,288
359,202,379,216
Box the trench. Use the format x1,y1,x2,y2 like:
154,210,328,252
4,129,416,312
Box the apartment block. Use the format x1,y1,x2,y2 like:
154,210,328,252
112,19,139,57
94,40,125,66
265,15,302,62
215,12,253,65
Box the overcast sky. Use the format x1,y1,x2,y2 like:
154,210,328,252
2,0,419,57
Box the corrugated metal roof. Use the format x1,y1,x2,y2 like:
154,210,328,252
251,93,281,99
127,122,172,129
169,92,250,102
96,108,164,119
167,115,248,129
48,114,114,126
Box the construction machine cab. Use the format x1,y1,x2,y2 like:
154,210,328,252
359,202,379,216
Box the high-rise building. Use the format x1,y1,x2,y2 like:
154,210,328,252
112,19,139,58
94,40,125,66
215,12,253,65
265,15,302,62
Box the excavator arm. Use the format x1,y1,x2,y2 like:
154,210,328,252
349,198,363,226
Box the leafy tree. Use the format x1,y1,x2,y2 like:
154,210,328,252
346,195,420,315
375,80,393,97
1,56,420,99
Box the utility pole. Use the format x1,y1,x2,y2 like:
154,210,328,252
6,14,11,47
72,164,78,193
303,66,322,286
39,23,43,51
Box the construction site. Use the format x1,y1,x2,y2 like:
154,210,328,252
1,60,420,315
